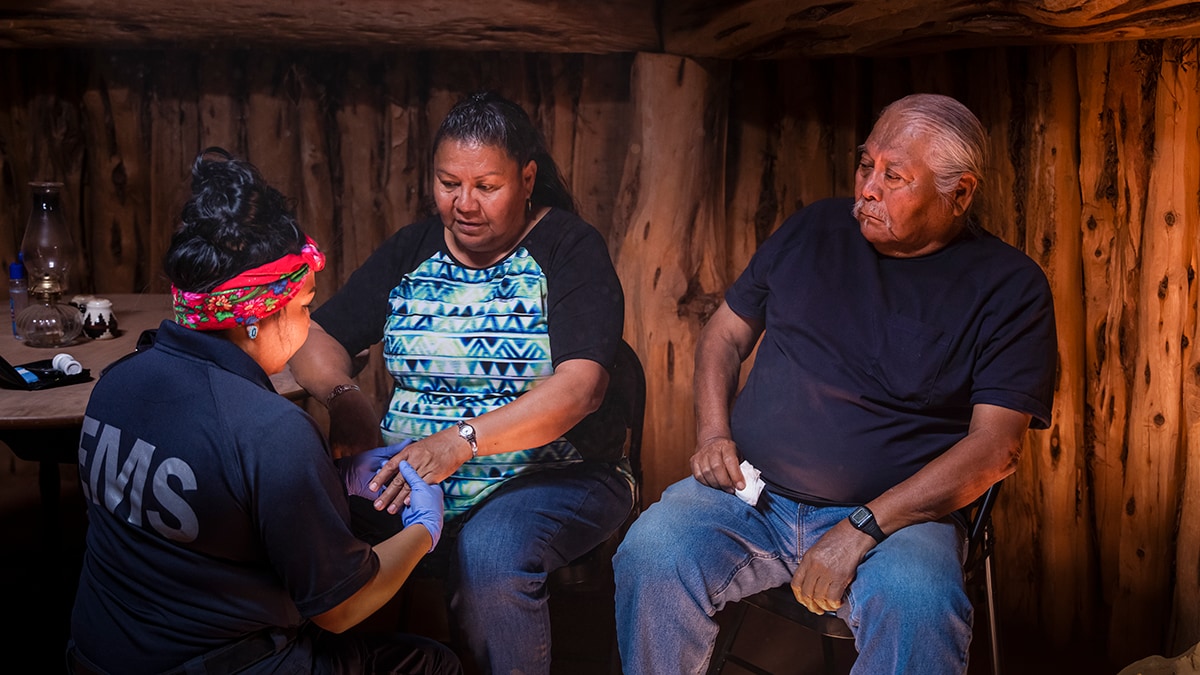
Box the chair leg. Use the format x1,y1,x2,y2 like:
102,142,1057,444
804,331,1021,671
984,555,1001,675
707,601,751,675
821,635,838,675
609,631,623,675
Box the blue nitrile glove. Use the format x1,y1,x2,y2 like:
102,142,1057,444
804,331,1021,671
398,460,444,552
336,440,412,500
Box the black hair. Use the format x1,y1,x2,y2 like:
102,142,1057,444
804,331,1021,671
164,147,305,292
433,90,577,214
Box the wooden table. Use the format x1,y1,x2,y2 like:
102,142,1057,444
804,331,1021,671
0,293,306,534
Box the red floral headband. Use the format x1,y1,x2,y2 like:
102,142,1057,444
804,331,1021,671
172,236,325,331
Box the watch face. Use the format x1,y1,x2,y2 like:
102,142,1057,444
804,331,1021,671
458,422,476,440
850,507,871,527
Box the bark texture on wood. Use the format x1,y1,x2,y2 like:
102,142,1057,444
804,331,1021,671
664,0,1200,58
570,54,635,244
146,53,198,294
0,0,659,54
6,43,1200,669
1121,41,1200,664
1014,45,1093,647
1076,42,1150,648
8,0,1200,58
613,53,730,502
81,58,145,293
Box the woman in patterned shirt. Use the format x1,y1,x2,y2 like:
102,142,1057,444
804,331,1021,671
290,91,634,675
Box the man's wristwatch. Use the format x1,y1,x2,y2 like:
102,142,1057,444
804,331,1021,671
456,421,479,459
848,505,887,544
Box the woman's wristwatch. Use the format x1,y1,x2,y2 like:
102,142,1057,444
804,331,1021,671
456,421,479,459
324,383,360,407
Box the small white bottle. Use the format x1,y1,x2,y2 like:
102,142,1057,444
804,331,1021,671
8,260,28,340
52,353,83,375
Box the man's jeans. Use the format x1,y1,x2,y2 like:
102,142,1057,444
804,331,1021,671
613,477,972,674
446,460,633,675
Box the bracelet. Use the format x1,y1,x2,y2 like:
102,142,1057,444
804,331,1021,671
325,383,361,407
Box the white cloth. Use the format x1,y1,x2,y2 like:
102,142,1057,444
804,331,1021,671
734,460,766,506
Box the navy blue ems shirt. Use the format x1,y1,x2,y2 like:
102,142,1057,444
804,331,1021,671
726,198,1057,505
70,320,378,673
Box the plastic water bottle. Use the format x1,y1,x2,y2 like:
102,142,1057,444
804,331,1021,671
8,259,28,340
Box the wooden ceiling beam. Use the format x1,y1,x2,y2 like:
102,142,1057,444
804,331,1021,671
0,0,660,53
2,0,1199,56
663,0,1200,58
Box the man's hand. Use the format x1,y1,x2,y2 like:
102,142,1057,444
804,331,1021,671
790,519,877,614
368,430,473,514
690,436,746,492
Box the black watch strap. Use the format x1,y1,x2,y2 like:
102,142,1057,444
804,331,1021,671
848,505,887,544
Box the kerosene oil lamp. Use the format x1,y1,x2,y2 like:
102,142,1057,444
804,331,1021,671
15,181,82,347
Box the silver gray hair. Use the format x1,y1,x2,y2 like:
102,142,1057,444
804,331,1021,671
875,93,988,203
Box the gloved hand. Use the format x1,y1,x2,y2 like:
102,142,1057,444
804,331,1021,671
336,440,412,500
398,460,444,552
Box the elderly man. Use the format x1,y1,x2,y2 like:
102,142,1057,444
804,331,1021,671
613,93,1057,674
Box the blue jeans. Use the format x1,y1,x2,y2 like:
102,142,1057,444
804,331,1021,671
613,478,972,675
446,460,633,675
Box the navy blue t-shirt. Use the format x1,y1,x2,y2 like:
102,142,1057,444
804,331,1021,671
70,321,378,673
726,198,1056,505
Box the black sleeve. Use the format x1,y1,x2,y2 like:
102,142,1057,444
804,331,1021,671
541,215,625,369
530,212,628,461
969,259,1057,430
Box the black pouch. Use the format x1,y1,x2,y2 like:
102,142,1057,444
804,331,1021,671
0,353,92,390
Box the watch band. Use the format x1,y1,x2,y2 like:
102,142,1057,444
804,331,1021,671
849,505,887,544
456,420,479,458
324,383,360,407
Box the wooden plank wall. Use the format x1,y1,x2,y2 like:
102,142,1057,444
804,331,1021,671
1,42,1198,669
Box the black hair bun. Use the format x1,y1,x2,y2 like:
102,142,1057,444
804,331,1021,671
164,147,304,292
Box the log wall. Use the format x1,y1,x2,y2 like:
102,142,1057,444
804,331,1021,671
2,42,1198,669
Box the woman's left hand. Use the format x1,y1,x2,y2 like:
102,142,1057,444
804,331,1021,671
367,430,471,514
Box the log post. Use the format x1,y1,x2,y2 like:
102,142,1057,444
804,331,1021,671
571,54,634,242
382,55,425,237
146,53,199,293
244,52,305,247
198,52,245,156
829,58,861,199
1121,40,1200,664
613,52,730,502
0,53,34,270
334,59,389,277
1018,45,1092,646
81,56,147,293
724,61,778,279
773,58,836,240
964,46,1048,631
292,58,338,304
1076,41,1157,658
532,54,580,195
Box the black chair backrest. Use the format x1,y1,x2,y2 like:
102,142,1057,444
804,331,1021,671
610,339,646,505
562,340,645,485
964,480,1002,574
546,340,646,587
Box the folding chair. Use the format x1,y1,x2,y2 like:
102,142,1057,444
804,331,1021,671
707,482,1004,675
